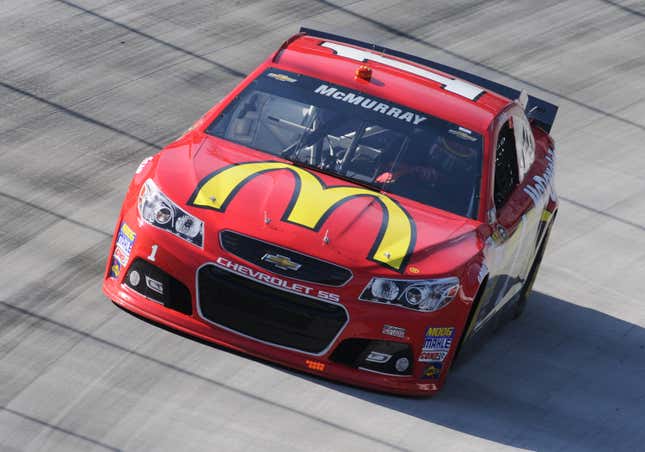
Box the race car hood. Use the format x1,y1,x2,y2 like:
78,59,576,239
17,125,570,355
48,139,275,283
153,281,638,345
155,134,480,276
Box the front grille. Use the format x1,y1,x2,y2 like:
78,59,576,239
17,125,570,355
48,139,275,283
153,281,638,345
197,264,348,354
219,230,352,286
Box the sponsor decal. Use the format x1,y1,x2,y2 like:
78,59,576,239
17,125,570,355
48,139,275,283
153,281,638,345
109,258,123,278
267,72,297,83
524,148,555,206
421,326,455,362
321,41,485,101
215,256,340,302
448,127,477,142
145,275,164,295
116,223,136,255
423,326,455,351
314,84,427,125
365,351,391,363
261,253,302,271
382,324,406,338
113,246,130,266
110,222,136,278
421,362,443,380
189,162,415,271
418,350,448,362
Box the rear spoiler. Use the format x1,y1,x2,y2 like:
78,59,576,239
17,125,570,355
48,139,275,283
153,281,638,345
298,27,558,133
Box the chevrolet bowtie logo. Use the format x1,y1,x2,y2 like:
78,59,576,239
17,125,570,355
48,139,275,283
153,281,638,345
261,253,302,271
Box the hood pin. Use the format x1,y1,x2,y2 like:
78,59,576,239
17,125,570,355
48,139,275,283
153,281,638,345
323,229,330,245
263,211,271,224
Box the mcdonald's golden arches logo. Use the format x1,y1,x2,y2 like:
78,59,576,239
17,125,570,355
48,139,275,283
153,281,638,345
188,161,416,271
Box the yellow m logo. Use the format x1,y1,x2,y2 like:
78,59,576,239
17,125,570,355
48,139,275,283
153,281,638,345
188,162,416,271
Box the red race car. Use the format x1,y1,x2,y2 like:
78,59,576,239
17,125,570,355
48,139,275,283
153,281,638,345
103,28,558,396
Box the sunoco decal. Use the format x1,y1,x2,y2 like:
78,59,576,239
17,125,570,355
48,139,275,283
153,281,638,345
189,161,416,271
215,256,340,302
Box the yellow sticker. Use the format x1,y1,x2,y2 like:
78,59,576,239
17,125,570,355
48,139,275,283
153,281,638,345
121,223,136,241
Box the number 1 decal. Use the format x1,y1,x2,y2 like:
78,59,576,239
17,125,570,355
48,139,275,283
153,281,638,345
148,244,159,262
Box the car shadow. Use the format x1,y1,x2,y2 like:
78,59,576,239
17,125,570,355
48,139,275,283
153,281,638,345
112,290,645,450
298,291,645,451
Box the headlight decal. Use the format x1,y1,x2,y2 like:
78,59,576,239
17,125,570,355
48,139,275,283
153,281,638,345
138,179,204,247
359,277,460,312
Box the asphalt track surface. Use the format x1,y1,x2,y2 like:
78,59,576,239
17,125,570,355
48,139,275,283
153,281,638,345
2,1,645,451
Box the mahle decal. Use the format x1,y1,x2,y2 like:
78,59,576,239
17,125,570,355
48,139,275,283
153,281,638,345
188,162,416,271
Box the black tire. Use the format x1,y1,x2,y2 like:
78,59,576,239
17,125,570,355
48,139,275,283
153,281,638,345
513,223,552,319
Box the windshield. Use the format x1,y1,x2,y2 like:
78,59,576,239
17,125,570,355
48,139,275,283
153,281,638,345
206,69,483,219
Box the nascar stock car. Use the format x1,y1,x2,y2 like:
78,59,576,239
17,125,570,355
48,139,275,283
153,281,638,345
103,28,558,395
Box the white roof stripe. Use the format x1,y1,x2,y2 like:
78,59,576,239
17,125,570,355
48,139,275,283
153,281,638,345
321,42,485,101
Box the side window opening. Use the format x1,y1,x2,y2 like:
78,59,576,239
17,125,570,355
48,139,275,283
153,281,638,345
494,121,520,209
513,115,535,179
521,117,535,170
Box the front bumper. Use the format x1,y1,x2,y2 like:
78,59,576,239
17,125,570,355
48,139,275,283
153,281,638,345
103,219,467,396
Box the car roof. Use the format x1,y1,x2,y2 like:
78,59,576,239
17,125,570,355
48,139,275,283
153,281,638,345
271,35,512,135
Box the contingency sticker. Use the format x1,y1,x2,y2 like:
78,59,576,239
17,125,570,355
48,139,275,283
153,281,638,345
421,362,443,380
419,326,455,362
109,222,136,278
448,126,477,142
382,324,406,338
418,350,448,362
116,223,136,255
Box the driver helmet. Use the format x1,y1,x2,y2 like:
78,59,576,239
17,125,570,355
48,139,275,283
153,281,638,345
428,129,479,174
